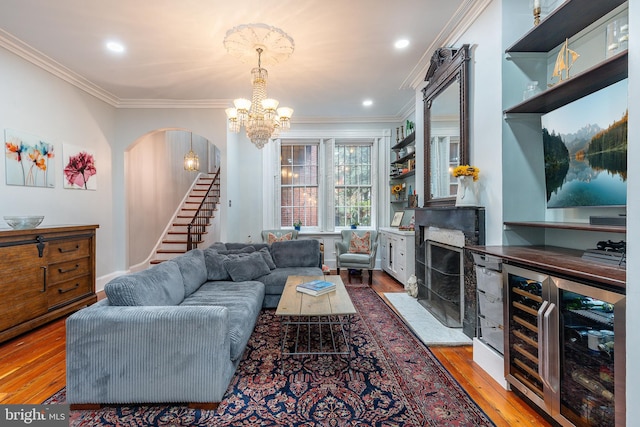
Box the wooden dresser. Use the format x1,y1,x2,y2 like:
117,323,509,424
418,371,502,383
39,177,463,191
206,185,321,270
0,224,98,343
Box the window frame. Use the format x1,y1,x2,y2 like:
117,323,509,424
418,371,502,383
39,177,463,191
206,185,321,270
269,134,383,232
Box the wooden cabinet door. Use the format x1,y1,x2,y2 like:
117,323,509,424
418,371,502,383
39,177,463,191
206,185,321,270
0,244,48,332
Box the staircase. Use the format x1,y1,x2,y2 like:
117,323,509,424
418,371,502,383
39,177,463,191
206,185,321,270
150,170,220,264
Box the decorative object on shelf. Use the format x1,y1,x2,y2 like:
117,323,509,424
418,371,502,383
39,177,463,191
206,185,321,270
396,127,400,143
606,15,629,58
452,165,480,207
3,215,44,230
293,219,302,231
391,211,404,227
4,129,55,188
391,184,403,200
400,125,404,140
183,132,199,171
408,194,419,208
350,222,358,229
523,81,542,100
405,120,415,135
223,23,295,149
533,0,541,26
550,38,579,86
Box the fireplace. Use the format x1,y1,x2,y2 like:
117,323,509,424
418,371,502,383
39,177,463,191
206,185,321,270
414,207,485,337
420,240,464,327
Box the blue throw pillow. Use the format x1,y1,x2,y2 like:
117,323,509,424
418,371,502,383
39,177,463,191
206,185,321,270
217,246,255,255
258,247,277,270
223,251,271,282
173,249,207,296
203,248,232,281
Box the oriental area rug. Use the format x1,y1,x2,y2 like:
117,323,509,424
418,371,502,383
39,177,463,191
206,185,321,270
45,286,494,426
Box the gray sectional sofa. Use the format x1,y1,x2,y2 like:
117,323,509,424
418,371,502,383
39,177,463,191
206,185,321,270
66,239,322,407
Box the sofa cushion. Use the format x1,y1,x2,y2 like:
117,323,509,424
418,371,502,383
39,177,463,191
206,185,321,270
224,251,271,282
257,266,324,296
181,281,265,361
173,249,207,297
224,242,269,251
271,239,320,268
203,248,232,281
258,247,277,269
105,261,185,306
208,242,227,252
217,246,255,255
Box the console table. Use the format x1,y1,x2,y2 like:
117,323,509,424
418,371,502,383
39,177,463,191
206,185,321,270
0,224,98,343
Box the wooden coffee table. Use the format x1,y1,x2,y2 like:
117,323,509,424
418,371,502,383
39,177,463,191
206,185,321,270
276,275,357,371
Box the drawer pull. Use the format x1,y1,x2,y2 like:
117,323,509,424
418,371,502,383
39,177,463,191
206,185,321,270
41,266,47,292
58,264,80,274
58,283,80,294
58,245,80,253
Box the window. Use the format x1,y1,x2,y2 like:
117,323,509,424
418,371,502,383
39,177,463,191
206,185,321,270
280,144,318,227
277,139,375,230
334,144,371,227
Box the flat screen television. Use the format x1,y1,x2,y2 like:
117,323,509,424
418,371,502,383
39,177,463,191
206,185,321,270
542,79,627,208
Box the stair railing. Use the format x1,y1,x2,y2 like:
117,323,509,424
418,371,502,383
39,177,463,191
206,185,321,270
187,168,220,251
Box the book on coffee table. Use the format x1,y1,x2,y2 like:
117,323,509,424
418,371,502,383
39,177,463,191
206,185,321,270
296,279,336,296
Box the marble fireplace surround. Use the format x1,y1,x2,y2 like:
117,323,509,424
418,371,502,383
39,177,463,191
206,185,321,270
414,207,485,338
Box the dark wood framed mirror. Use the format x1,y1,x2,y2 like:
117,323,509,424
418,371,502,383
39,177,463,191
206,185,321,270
422,44,470,207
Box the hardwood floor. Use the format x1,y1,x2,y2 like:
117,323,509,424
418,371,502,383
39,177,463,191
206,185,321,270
0,270,549,426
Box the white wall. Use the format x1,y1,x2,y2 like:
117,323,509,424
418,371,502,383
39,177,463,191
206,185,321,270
0,48,117,280
436,0,504,246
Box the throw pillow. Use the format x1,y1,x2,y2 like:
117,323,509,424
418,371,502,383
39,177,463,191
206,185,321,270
258,247,277,270
223,251,271,282
267,232,292,244
217,246,255,255
203,248,231,281
349,231,371,254
173,249,207,296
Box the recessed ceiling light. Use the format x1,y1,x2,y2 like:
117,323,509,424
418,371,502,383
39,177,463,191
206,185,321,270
106,41,125,53
362,99,373,107
394,39,410,49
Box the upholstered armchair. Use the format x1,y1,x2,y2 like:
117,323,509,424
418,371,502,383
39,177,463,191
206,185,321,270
335,230,378,285
261,229,299,244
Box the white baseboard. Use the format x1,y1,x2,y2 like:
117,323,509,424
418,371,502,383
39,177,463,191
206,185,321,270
473,338,509,390
96,270,128,293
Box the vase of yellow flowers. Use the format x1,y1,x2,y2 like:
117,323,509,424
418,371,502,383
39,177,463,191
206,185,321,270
452,165,480,207
391,184,403,200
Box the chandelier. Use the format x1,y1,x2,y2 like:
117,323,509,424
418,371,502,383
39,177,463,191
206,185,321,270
223,24,295,149
183,132,199,171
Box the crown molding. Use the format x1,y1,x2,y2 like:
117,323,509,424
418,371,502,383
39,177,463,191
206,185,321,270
292,115,401,125
0,29,120,106
117,99,232,109
403,0,493,90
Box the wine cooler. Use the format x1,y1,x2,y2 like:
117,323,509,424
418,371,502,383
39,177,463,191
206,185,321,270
503,264,625,427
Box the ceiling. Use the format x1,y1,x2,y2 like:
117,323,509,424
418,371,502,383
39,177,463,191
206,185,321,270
0,0,477,122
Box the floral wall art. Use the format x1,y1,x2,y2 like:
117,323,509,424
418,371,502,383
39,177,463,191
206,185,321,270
4,129,55,188
63,144,97,190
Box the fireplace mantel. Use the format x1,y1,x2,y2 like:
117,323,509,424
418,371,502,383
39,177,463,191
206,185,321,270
414,206,485,241
414,206,485,337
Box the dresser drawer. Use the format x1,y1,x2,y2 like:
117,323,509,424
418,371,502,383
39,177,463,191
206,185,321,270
47,275,92,308
47,238,90,263
48,258,91,284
